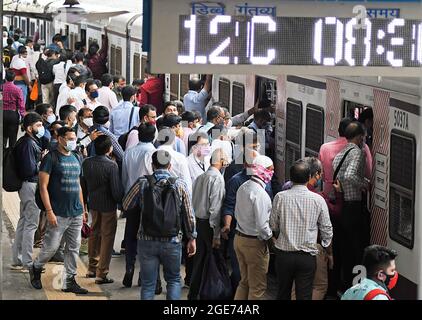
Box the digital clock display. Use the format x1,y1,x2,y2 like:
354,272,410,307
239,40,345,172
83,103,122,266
178,15,422,67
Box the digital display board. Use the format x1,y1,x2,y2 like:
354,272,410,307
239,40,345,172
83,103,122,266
178,15,422,68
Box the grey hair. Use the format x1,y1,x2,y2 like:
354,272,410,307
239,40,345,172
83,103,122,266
302,157,322,178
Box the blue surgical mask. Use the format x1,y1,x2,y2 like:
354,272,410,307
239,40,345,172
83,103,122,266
315,178,322,189
35,126,45,139
89,90,99,99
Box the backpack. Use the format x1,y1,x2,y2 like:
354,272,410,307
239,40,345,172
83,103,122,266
117,107,137,151
2,47,13,68
141,175,182,238
35,150,82,210
2,140,24,192
36,56,54,84
118,126,138,151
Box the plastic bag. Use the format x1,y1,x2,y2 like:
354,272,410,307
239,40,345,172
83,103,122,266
30,79,38,101
199,249,232,300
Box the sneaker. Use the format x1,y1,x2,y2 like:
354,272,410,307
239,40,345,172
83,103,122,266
112,249,121,258
123,269,134,288
29,265,43,290
95,277,114,284
119,248,126,254
155,280,163,295
62,277,88,294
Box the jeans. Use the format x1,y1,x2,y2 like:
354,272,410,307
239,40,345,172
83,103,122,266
33,214,83,288
138,239,182,300
14,81,28,105
12,181,40,267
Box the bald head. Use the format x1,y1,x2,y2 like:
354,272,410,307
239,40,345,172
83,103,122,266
210,148,229,170
290,160,311,184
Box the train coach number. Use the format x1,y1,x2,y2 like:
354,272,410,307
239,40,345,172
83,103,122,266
393,110,409,131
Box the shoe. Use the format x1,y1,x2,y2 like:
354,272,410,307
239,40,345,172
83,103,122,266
123,269,134,288
49,255,64,264
155,280,163,295
119,248,126,254
62,276,88,294
95,277,114,284
86,272,96,278
111,249,121,258
29,265,43,290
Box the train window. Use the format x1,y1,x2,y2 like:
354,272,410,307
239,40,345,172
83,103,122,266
232,82,245,116
141,55,147,80
22,19,27,36
110,45,116,75
170,74,180,101
219,78,231,109
14,17,19,29
180,74,190,97
40,23,44,41
389,131,416,249
285,98,303,180
343,100,370,120
133,53,141,80
256,76,277,106
305,104,324,157
116,47,122,76
30,22,35,36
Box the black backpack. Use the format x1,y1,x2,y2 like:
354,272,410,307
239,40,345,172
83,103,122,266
141,175,182,238
36,56,55,84
2,140,23,192
35,150,82,210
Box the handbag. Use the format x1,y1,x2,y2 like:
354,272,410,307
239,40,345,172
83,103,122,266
29,79,39,101
81,222,92,239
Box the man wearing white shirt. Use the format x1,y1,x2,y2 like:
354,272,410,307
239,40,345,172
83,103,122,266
98,73,119,111
56,67,80,117
84,79,101,111
187,133,211,184
157,128,192,195
69,75,88,110
109,86,139,139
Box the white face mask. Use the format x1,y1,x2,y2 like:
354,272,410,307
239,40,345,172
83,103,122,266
225,119,233,129
104,121,111,129
83,118,93,127
71,118,77,128
47,114,56,124
65,140,77,152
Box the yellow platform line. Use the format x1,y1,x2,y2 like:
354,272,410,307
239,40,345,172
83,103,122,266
2,190,107,300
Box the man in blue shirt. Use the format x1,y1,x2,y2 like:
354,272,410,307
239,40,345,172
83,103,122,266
29,126,88,294
183,75,212,123
109,86,139,138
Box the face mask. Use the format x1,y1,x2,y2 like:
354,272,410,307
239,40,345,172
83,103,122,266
89,90,99,99
384,271,399,290
46,114,56,124
83,118,93,127
70,118,77,128
195,122,201,129
197,145,211,157
34,126,45,139
225,119,233,129
104,121,110,128
65,140,77,152
149,119,156,126
251,164,273,184
315,178,322,189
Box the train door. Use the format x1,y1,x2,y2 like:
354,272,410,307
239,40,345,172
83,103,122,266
285,98,303,180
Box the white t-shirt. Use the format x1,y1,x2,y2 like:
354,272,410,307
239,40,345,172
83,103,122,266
69,86,88,110
56,85,72,116
53,61,68,84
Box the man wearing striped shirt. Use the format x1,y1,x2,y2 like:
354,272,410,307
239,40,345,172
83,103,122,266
122,150,197,300
332,121,368,290
270,160,333,300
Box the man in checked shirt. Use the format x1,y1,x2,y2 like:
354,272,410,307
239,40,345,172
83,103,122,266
270,161,333,300
332,121,368,290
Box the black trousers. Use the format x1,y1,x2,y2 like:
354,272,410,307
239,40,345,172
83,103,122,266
275,250,316,300
188,218,213,300
340,201,366,289
3,110,20,148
